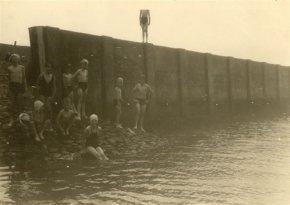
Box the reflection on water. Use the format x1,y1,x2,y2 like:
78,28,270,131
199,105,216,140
0,115,289,205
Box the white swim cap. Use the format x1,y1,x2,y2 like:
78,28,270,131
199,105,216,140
81,59,89,64
34,100,44,111
90,114,98,122
117,77,123,82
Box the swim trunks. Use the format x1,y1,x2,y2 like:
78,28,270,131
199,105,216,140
9,82,24,96
78,82,88,92
136,98,146,106
140,16,148,25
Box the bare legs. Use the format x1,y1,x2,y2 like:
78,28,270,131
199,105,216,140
85,146,109,160
141,26,148,43
8,92,22,126
133,103,147,132
39,95,53,131
115,105,122,128
77,88,88,120
57,117,77,135
69,91,77,113
29,120,51,141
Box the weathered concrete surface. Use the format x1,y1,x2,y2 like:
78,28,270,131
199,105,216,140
264,63,278,105
278,65,290,106
186,51,207,115
229,58,248,112
154,45,180,118
207,54,229,114
28,26,290,120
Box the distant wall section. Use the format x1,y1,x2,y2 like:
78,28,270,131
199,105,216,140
28,26,290,121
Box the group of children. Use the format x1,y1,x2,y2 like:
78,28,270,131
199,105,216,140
7,54,153,160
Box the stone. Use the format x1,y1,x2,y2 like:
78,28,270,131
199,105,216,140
49,147,58,153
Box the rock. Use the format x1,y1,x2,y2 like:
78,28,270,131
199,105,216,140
49,147,58,153
51,153,61,158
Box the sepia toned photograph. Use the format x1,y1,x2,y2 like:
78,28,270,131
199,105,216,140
0,0,289,204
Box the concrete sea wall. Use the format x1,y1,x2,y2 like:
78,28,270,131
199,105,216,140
28,26,290,120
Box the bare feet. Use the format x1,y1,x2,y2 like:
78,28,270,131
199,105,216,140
140,127,146,132
35,135,41,141
133,126,137,130
116,124,123,129
104,157,109,160
39,133,44,140
65,130,70,135
8,120,13,127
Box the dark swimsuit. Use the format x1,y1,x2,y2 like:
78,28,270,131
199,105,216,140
136,98,146,106
39,74,55,97
140,16,148,25
9,82,24,95
66,86,72,93
85,128,100,148
78,82,88,92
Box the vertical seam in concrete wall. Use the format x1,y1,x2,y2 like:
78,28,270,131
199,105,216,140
204,53,211,115
262,62,266,100
227,57,232,113
246,60,251,104
275,65,280,104
177,49,183,116
36,27,46,74
143,44,148,80
100,37,108,119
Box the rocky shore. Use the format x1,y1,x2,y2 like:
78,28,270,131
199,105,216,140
0,60,168,163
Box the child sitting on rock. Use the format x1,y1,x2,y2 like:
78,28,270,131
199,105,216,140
114,77,124,128
82,114,109,160
19,100,51,141
56,98,77,136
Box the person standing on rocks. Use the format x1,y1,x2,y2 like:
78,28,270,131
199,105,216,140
56,98,77,136
19,100,51,141
62,65,77,113
36,62,56,131
82,114,109,160
73,59,89,121
132,74,153,132
7,54,27,126
114,77,124,128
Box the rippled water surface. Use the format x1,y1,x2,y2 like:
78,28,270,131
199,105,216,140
0,115,289,205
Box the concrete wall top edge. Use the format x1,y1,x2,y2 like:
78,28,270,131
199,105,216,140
0,43,30,49
23,26,290,67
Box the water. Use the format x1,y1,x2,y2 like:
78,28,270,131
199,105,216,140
0,115,289,205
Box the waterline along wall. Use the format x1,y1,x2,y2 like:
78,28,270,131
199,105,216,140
28,26,290,120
